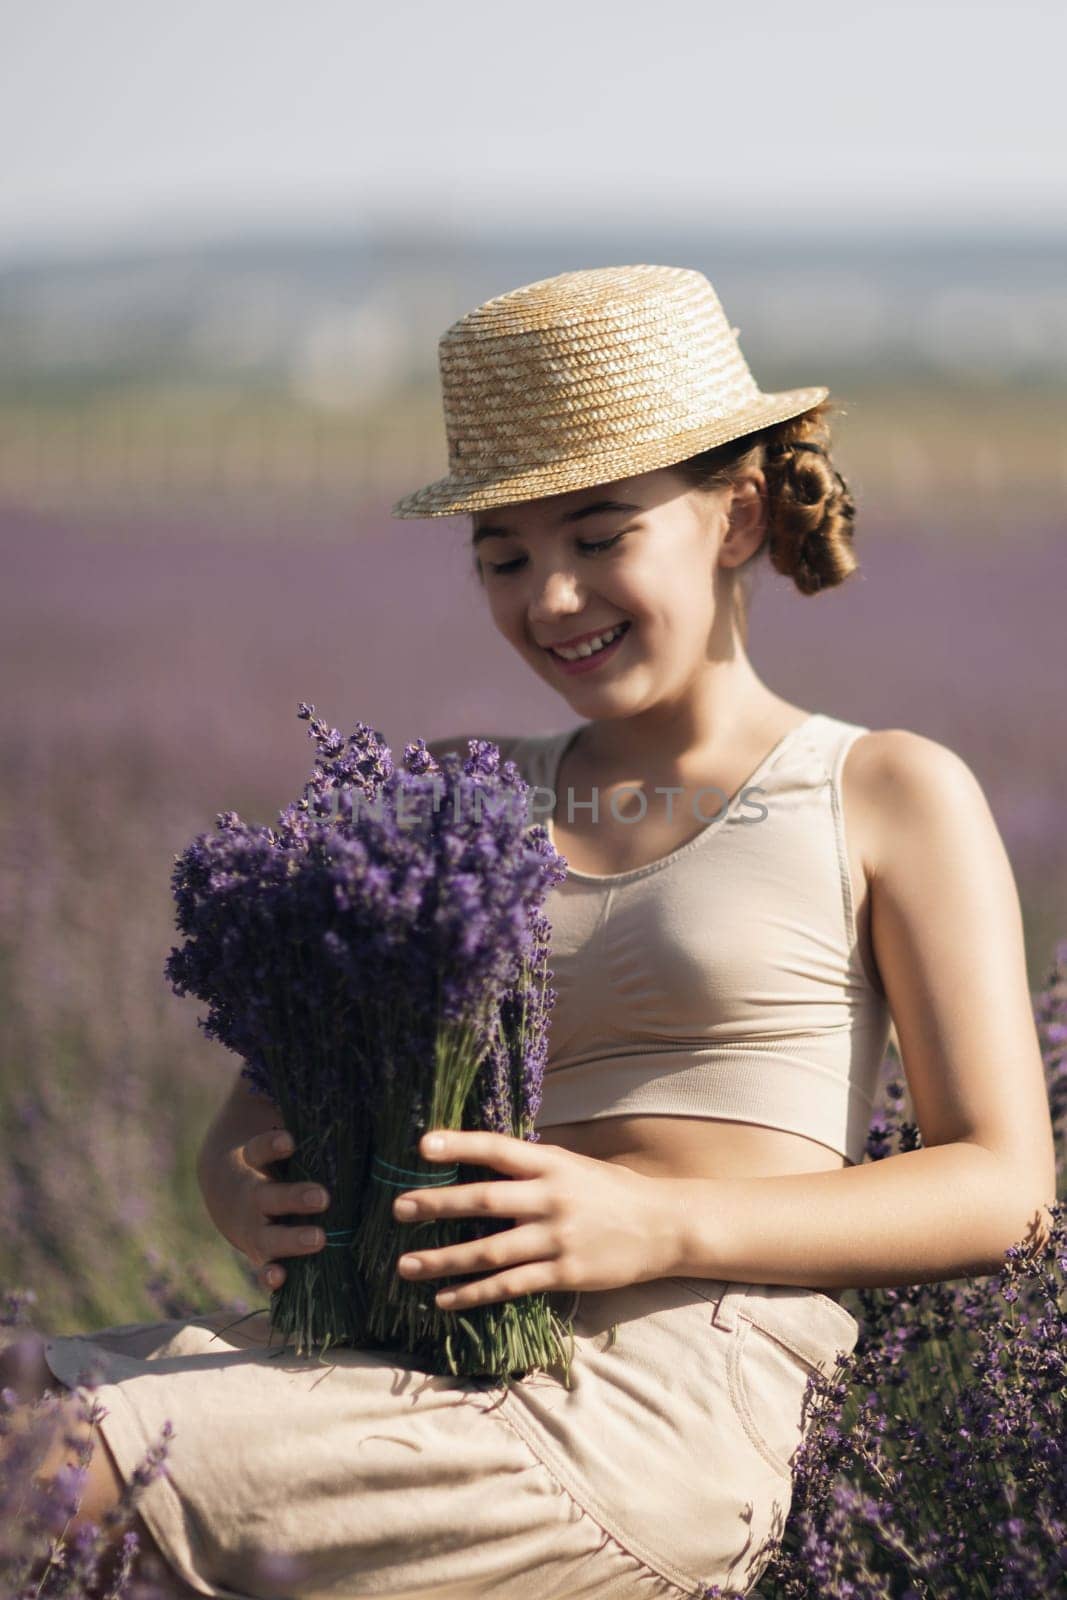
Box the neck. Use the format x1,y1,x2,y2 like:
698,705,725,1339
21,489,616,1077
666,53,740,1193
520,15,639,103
572,667,789,775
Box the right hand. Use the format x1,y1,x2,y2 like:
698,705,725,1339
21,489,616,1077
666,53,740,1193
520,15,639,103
233,1129,332,1294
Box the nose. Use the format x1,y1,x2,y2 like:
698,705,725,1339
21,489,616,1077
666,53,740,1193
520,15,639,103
526,565,586,625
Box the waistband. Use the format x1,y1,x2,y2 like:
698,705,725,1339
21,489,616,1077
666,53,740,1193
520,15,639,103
549,1274,860,1374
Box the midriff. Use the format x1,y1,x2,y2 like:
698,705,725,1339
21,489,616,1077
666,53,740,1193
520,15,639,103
534,702,888,1304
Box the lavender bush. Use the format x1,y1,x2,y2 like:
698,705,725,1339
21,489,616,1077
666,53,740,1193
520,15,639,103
164,703,571,1381
0,1290,172,1599
704,940,1067,1600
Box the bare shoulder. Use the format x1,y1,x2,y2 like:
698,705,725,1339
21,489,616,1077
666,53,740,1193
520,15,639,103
842,726,996,878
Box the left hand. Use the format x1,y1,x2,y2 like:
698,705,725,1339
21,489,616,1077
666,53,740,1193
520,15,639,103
391,1129,678,1312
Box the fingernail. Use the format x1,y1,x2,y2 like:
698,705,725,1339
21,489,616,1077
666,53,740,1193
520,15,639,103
300,1228,322,1247
273,1135,294,1155
394,1199,417,1218
302,1188,327,1207
266,1269,281,1287
424,1134,445,1153
397,1256,421,1274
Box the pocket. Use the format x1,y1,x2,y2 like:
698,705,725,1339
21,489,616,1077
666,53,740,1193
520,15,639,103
725,1313,822,1480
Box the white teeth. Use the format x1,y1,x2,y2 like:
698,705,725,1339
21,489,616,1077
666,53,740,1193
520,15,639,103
553,623,627,661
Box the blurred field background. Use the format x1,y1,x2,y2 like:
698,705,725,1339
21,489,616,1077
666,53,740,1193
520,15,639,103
2,3,1066,1337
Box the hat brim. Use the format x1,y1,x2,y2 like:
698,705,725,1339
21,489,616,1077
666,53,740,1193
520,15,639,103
390,387,829,519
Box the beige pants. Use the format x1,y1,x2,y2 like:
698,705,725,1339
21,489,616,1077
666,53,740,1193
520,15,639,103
40,1274,859,1600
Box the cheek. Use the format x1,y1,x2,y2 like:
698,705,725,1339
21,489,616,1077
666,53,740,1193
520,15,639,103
607,563,657,614
631,584,713,655
616,566,689,626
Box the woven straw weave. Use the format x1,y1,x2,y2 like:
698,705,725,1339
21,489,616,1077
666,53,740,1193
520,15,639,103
391,265,827,519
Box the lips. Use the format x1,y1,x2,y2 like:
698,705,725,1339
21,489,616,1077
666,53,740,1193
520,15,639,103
547,620,631,674
545,621,630,657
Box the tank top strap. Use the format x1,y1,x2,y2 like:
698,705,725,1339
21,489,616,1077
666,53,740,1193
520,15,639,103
794,712,872,789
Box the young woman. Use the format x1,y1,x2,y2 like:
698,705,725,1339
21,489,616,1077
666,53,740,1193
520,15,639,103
2,266,1055,1600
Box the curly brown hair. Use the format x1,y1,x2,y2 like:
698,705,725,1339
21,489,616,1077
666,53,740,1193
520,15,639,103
668,396,858,599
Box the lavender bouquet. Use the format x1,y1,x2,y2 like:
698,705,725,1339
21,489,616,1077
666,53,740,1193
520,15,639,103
165,704,571,1384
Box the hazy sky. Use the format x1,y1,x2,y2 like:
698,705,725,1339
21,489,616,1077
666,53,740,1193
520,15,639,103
3,0,1065,260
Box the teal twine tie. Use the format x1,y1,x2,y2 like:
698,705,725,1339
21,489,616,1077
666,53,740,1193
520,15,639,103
370,1156,460,1188
324,1157,460,1245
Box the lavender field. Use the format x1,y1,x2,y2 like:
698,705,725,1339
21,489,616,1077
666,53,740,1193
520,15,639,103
1,492,1065,1338
4,44,1066,1586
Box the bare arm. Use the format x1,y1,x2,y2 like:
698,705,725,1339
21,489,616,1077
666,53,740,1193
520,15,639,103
196,1072,331,1290
666,732,1057,1288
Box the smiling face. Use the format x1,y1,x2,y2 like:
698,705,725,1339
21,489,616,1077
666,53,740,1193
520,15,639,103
470,464,767,715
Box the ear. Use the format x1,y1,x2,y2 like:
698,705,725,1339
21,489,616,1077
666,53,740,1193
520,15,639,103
719,469,768,567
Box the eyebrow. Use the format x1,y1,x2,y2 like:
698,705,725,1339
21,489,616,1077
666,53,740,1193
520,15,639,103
470,499,643,548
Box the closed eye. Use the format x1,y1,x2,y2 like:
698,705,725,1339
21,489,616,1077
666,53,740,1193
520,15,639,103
486,531,628,576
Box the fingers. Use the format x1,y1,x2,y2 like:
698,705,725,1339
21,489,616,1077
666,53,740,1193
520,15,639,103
259,1221,329,1260
415,1128,551,1178
392,1178,542,1224
255,1179,330,1219
251,1180,331,1293
243,1128,550,1302
253,1219,329,1294
432,1269,556,1312
243,1129,296,1173
419,1252,561,1313
238,1137,332,1294
396,1221,554,1289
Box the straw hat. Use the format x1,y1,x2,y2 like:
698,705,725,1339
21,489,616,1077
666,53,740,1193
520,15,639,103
390,264,827,520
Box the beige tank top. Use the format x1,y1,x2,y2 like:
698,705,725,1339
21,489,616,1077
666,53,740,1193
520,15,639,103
488,713,890,1167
